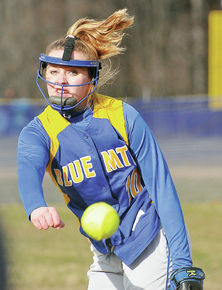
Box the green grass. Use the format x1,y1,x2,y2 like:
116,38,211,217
0,204,91,290
0,202,221,290
183,203,222,290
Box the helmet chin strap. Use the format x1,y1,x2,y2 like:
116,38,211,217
48,96,77,107
51,80,96,112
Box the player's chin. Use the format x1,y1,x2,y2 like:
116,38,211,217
48,95,77,106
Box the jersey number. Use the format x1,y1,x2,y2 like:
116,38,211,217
126,168,143,203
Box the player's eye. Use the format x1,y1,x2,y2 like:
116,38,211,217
67,70,78,76
50,70,58,75
46,65,59,76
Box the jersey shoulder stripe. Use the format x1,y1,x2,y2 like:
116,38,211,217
37,106,71,204
93,94,129,145
38,105,70,169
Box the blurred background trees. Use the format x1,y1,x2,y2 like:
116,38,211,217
0,0,218,100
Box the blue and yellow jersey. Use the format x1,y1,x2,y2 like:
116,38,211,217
17,94,192,269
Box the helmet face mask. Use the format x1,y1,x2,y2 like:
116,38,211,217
36,54,101,112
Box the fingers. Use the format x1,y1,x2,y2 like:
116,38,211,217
30,207,65,230
31,217,42,230
48,207,65,229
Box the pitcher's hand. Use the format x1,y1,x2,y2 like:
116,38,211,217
30,207,65,230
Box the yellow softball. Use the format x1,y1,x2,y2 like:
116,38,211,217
81,202,120,241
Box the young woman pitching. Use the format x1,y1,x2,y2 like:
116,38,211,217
17,9,204,290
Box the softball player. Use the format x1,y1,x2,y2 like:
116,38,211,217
17,9,204,290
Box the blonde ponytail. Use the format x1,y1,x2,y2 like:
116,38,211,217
66,9,134,60
45,9,134,91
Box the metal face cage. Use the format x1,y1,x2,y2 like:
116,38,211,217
36,54,101,112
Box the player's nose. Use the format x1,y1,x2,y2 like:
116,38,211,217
57,70,68,84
